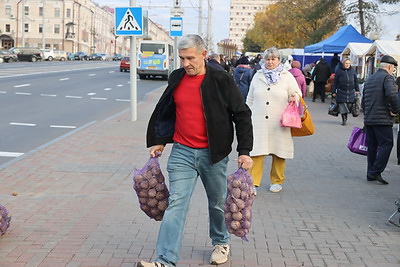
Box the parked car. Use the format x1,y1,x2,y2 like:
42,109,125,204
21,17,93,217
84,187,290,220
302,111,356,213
53,50,68,61
120,57,130,72
112,54,122,61
100,53,108,61
74,52,88,60
88,53,103,61
40,49,55,61
9,47,43,62
0,50,18,63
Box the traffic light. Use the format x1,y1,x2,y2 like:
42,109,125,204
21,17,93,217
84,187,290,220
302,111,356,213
173,0,181,8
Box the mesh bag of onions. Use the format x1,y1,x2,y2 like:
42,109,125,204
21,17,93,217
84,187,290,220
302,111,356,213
133,156,169,221
0,204,11,235
224,168,255,241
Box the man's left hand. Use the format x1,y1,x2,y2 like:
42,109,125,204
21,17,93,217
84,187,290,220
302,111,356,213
238,155,253,170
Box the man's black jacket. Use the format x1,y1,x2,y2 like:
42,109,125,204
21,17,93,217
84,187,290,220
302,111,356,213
146,65,253,164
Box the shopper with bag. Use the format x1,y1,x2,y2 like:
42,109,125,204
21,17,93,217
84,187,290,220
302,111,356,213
332,58,360,126
246,47,301,194
362,55,400,184
140,34,253,267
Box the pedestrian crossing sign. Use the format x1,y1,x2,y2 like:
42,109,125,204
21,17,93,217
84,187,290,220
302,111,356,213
115,7,143,36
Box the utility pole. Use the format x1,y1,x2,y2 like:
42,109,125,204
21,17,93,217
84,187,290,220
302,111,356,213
198,0,202,36
207,0,212,52
41,0,45,49
130,0,137,121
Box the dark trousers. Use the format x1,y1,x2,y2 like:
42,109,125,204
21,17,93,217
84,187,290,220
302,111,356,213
313,82,326,102
365,125,394,175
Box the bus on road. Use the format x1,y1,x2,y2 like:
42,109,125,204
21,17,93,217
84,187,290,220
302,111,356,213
137,40,174,80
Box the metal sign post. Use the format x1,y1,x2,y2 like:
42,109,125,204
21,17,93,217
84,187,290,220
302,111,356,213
170,5,184,71
115,3,142,121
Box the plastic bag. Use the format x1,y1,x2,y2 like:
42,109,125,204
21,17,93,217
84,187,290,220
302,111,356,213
224,168,255,241
328,98,339,116
0,204,11,235
352,94,361,117
347,126,368,155
281,100,302,128
133,156,169,221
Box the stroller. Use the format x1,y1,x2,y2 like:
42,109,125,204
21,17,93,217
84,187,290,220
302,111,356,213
388,197,400,227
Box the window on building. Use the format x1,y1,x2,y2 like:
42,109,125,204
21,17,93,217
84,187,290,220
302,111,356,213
5,24,11,33
39,7,43,16
55,7,60,17
54,24,60,34
24,23,29,32
24,6,29,16
39,24,43,33
5,5,11,15
66,8,71,18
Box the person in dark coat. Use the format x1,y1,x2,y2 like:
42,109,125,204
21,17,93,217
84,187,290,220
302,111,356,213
311,58,331,103
330,53,340,74
332,58,360,125
233,56,253,101
362,55,400,184
207,53,225,71
396,76,400,165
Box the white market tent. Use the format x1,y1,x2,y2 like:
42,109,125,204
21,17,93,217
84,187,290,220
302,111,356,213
362,40,400,78
341,42,372,78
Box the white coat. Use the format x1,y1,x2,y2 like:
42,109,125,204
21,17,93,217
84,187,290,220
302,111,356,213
246,69,301,159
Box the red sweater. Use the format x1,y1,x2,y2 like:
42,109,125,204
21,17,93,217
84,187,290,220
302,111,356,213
173,74,208,148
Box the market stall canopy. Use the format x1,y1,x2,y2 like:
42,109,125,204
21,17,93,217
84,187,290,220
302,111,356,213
304,25,373,54
341,42,372,58
363,40,400,77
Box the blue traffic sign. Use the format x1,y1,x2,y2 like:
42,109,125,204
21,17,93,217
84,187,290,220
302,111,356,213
115,7,143,36
170,17,183,37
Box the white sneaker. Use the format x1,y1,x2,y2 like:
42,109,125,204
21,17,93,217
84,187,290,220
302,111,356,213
137,261,167,267
253,185,257,196
269,184,282,193
210,244,230,265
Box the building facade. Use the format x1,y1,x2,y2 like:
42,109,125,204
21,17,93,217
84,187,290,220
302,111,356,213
229,0,276,51
0,0,172,55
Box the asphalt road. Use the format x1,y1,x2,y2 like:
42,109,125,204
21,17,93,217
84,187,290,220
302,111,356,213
0,60,167,166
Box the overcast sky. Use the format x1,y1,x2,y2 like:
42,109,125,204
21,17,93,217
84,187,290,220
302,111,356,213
94,0,399,50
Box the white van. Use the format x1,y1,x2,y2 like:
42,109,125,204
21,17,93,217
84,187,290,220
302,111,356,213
40,49,55,61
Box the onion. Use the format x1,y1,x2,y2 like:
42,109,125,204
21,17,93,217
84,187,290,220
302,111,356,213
232,212,243,221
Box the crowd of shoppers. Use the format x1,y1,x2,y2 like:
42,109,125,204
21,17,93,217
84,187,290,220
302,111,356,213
137,34,400,266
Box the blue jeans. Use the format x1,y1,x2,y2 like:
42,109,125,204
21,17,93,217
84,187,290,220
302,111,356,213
155,143,229,266
366,125,394,175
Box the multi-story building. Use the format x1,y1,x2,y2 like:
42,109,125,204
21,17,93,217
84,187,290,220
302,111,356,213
229,0,276,52
0,0,172,55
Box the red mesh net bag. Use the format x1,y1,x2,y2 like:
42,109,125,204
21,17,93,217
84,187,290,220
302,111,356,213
132,156,169,221
224,168,255,241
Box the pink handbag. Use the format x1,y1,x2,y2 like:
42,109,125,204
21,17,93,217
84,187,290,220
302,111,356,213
281,100,302,128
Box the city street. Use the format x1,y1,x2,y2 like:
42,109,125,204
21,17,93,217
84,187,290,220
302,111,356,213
0,61,167,166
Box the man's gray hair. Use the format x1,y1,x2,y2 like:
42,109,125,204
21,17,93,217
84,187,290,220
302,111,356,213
178,34,207,51
380,62,391,68
210,53,219,61
262,47,281,60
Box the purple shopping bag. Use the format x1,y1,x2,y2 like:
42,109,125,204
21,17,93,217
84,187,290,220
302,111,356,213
347,126,368,155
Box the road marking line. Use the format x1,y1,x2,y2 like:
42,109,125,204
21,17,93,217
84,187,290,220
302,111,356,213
104,88,112,91
88,74,96,76
91,97,107,100
116,99,130,102
41,94,57,97
87,92,96,95
117,84,124,87
0,152,24,158
0,91,6,94
14,84,31,88
15,92,32,95
10,122,36,126
59,78,70,81
108,71,115,73
50,125,77,129
65,95,82,99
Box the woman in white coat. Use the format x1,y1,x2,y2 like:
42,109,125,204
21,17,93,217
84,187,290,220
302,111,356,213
246,47,301,193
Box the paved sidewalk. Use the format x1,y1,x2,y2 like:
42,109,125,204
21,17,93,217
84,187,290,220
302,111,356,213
1,87,400,267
